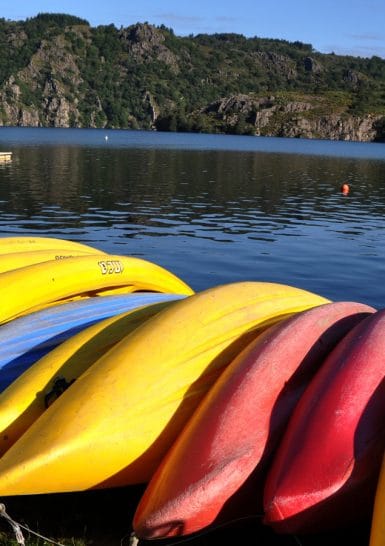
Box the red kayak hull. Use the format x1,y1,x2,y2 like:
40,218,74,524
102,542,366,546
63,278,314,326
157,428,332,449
133,301,374,538
264,308,385,534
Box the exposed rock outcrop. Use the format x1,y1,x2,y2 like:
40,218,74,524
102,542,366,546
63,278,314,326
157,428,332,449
303,56,323,73
255,52,297,80
119,23,179,71
202,94,385,141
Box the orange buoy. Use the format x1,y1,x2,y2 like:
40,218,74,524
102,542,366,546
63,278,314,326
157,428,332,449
341,183,350,195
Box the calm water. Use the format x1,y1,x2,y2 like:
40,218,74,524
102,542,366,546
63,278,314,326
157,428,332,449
0,127,385,308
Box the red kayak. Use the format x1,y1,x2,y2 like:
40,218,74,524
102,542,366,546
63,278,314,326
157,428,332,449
133,301,374,539
264,308,385,534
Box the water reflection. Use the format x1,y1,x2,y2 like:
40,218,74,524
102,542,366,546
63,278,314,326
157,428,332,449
1,132,385,307
1,147,384,216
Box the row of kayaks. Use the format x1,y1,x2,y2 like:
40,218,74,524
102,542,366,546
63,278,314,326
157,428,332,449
0,236,384,544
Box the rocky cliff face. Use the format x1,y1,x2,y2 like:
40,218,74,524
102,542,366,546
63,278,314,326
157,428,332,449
0,31,87,128
201,95,385,141
276,111,381,141
119,23,179,71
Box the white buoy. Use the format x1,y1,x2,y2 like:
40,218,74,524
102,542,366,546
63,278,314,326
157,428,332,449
104,135,109,141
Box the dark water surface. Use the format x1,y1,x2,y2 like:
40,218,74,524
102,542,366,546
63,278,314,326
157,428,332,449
1,127,385,308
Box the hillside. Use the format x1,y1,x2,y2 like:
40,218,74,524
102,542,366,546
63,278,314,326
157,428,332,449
0,12,384,141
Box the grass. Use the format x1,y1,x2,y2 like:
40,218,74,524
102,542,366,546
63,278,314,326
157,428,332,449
0,487,373,546
0,487,145,545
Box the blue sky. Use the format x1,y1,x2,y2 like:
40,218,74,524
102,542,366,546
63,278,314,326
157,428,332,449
2,0,384,59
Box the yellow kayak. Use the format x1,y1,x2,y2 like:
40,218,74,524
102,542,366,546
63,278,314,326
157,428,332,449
0,254,194,323
370,454,385,546
0,282,329,495
0,236,102,255
0,248,97,274
0,299,178,456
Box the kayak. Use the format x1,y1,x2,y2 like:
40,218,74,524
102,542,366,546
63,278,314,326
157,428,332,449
0,293,185,391
133,301,374,539
0,254,194,323
0,298,180,455
263,309,385,534
0,281,329,495
0,236,102,255
0,248,97,274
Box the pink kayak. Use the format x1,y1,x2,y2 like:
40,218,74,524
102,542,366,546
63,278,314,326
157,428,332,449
133,301,374,539
264,308,385,534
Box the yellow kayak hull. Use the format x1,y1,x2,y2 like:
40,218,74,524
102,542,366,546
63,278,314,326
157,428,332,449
0,248,97,274
0,282,329,496
0,236,102,255
370,455,385,546
0,300,177,456
0,254,194,323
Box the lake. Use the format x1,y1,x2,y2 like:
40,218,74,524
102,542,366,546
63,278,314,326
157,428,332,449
0,127,385,308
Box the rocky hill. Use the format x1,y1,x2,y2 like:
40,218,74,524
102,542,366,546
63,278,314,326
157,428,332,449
0,13,384,141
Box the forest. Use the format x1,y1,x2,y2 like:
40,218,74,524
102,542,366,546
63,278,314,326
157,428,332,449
0,13,384,139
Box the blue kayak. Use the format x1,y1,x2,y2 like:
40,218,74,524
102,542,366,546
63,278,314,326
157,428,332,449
0,293,185,391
